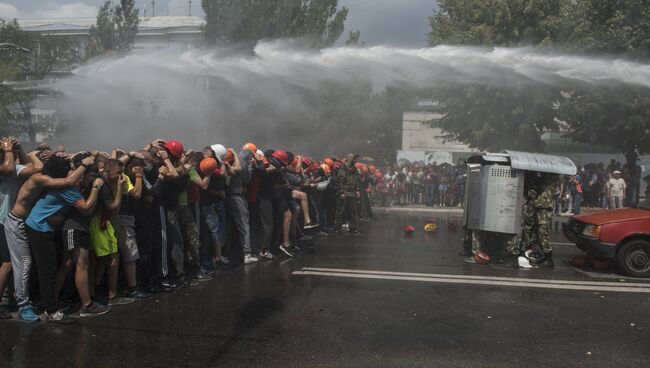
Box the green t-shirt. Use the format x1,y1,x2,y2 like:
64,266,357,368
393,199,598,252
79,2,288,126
178,167,200,206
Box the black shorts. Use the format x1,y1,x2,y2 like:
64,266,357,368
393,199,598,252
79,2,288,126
62,229,91,251
0,223,10,263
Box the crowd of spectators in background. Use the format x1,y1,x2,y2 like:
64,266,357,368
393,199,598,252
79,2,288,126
369,162,466,208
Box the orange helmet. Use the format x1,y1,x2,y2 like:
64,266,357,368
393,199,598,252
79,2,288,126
199,158,218,176
320,163,331,175
242,142,257,154
324,158,334,167
474,251,490,265
354,162,363,171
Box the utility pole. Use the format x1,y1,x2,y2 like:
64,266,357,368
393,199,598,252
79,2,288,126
189,0,192,16
151,0,155,17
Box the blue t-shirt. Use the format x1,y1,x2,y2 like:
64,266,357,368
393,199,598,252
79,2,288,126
26,187,83,233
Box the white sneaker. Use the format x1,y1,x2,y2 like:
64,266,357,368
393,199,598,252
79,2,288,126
244,254,259,264
220,256,230,264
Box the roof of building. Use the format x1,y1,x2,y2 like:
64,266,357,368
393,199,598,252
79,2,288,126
18,16,205,33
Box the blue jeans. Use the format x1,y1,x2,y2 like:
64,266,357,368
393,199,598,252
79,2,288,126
573,193,583,215
202,201,225,244
425,184,435,206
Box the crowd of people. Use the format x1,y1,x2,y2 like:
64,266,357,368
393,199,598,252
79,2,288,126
556,159,641,215
0,137,368,324
368,162,466,208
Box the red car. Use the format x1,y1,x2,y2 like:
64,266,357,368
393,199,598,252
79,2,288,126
564,207,650,277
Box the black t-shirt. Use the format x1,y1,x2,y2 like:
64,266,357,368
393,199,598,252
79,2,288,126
200,174,226,205
63,186,91,232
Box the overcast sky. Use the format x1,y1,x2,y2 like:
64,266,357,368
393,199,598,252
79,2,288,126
0,0,437,47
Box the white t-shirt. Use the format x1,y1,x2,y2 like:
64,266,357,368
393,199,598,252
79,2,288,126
608,178,626,197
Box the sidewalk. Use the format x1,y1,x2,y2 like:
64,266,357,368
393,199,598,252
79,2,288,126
373,205,607,216
372,205,463,214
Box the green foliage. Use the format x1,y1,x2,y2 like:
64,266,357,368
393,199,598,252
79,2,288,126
201,0,348,48
427,0,650,161
436,85,559,151
428,0,564,47
89,0,139,56
345,30,363,46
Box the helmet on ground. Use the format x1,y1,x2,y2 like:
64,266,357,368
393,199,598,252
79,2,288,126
242,143,258,154
199,158,218,176
321,163,331,175
424,223,437,232
270,150,289,167
404,225,415,235
211,144,227,164
474,251,490,265
164,140,184,159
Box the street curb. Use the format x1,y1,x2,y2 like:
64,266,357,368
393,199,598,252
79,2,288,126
372,207,464,214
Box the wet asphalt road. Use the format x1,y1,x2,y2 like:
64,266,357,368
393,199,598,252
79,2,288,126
1,211,650,368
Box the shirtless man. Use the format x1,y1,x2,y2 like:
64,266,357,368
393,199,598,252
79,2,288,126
6,152,94,322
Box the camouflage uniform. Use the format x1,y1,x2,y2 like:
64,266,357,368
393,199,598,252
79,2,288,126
521,190,538,248
532,176,556,254
335,159,359,231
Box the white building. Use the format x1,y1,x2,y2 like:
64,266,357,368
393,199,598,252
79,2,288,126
399,99,473,164
17,16,205,56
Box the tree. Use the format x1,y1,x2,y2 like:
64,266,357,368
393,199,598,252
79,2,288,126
345,30,363,46
201,0,348,48
89,0,139,56
1,19,81,141
427,0,566,151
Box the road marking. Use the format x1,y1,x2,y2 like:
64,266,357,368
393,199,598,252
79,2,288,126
293,267,650,293
551,242,575,246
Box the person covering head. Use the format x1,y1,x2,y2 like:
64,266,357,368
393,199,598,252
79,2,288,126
345,153,357,164
211,144,227,163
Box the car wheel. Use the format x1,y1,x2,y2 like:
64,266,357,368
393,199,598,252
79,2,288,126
616,240,650,277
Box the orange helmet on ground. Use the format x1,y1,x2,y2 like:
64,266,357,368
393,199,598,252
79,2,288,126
163,140,184,159
474,251,490,265
199,158,218,176
242,143,257,154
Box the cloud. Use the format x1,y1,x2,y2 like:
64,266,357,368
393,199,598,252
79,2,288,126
31,2,98,19
0,2,18,19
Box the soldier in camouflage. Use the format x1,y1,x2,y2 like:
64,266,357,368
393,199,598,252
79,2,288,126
334,154,360,234
532,173,557,267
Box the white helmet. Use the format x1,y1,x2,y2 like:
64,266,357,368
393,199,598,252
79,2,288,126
211,144,227,163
